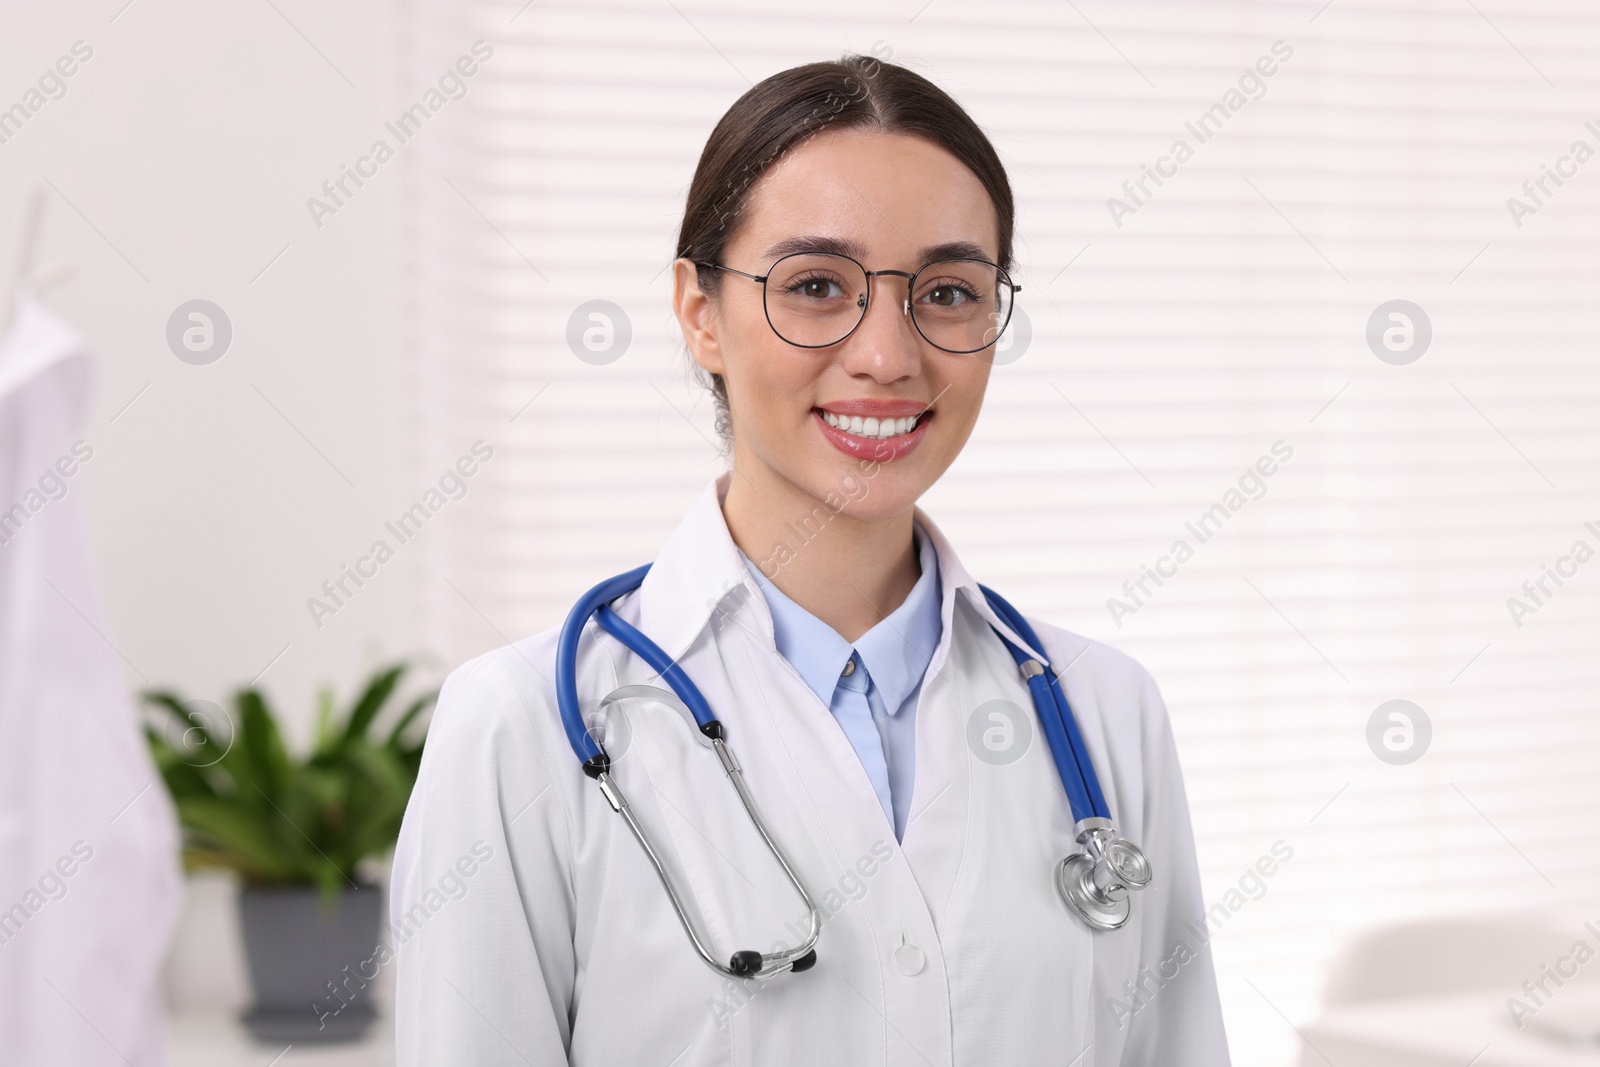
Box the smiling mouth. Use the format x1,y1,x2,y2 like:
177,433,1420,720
815,409,930,441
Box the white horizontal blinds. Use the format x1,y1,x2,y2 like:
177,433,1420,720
410,2,732,663
412,2,1600,1065
935,4,1600,1063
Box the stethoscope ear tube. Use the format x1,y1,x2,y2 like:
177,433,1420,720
978,586,1153,931
556,564,654,770
978,585,1108,823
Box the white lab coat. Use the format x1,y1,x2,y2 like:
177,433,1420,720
392,471,1230,1066
0,295,181,1067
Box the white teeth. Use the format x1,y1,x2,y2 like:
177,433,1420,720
820,410,924,439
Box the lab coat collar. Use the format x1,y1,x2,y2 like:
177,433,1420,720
636,471,1050,670
910,495,1052,667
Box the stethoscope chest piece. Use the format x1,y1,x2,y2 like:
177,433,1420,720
1056,820,1153,932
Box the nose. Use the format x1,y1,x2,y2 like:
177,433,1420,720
836,273,924,383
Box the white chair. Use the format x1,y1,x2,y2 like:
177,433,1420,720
1320,914,1596,1005
1300,914,1600,1067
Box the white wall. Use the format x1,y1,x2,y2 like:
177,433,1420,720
0,0,435,747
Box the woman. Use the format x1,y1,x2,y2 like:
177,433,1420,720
393,54,1229,1065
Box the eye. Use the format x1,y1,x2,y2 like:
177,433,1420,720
785,272,849,300
919,280,982,308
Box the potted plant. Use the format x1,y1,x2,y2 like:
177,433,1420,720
143,662,435,1043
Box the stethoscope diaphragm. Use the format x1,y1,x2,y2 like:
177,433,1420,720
1056,824,1154,931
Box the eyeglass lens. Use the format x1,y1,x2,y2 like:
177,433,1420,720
762,253,1014,353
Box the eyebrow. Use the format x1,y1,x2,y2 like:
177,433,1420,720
759,234,996,266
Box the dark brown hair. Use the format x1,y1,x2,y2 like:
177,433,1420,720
675,52,1016,446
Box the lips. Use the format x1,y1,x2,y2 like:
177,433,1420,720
812,400,934,462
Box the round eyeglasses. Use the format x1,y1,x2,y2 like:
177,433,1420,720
695,252,1020,355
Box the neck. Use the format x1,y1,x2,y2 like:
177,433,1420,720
721,464,919,644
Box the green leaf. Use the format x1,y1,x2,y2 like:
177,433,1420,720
311,687,338,757
385,690,437,749
141,689,195,724
235,689,292,804
336,744,409,859
342,664,406,746
144,725,219,800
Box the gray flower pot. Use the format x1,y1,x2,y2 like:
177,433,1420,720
238,882,384,1043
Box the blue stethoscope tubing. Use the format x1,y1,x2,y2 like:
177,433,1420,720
977,583,1111,825
554,563,1152,978
556,562,718,773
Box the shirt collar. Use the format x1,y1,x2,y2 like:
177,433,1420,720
636,471,1050,669
737,521,942,714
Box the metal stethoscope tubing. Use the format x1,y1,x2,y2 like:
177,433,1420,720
557,567,823,980
591,686,822,980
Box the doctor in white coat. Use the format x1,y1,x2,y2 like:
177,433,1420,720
393,53,1230,1066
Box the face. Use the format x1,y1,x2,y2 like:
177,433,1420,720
674,127,1004,522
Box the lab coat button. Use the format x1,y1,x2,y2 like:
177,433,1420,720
892,940,925,976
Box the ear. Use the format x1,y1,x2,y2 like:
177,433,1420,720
672,258,725,376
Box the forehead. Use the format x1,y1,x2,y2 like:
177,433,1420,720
729,127,1001,269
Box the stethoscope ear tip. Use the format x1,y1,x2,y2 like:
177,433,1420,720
729,950,764,976
727,947,820,977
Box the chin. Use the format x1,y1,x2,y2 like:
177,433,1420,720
804,456,931,520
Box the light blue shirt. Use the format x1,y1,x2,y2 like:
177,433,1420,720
738,524,942,841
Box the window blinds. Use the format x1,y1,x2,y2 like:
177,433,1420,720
405,2,1600,1063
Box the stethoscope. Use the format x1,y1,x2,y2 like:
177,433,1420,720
555,563,1153,981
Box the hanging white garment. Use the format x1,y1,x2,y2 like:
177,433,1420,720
392,470,1231,1066
0,294,182,1067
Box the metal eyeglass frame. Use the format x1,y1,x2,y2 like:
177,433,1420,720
694,251,1021,355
